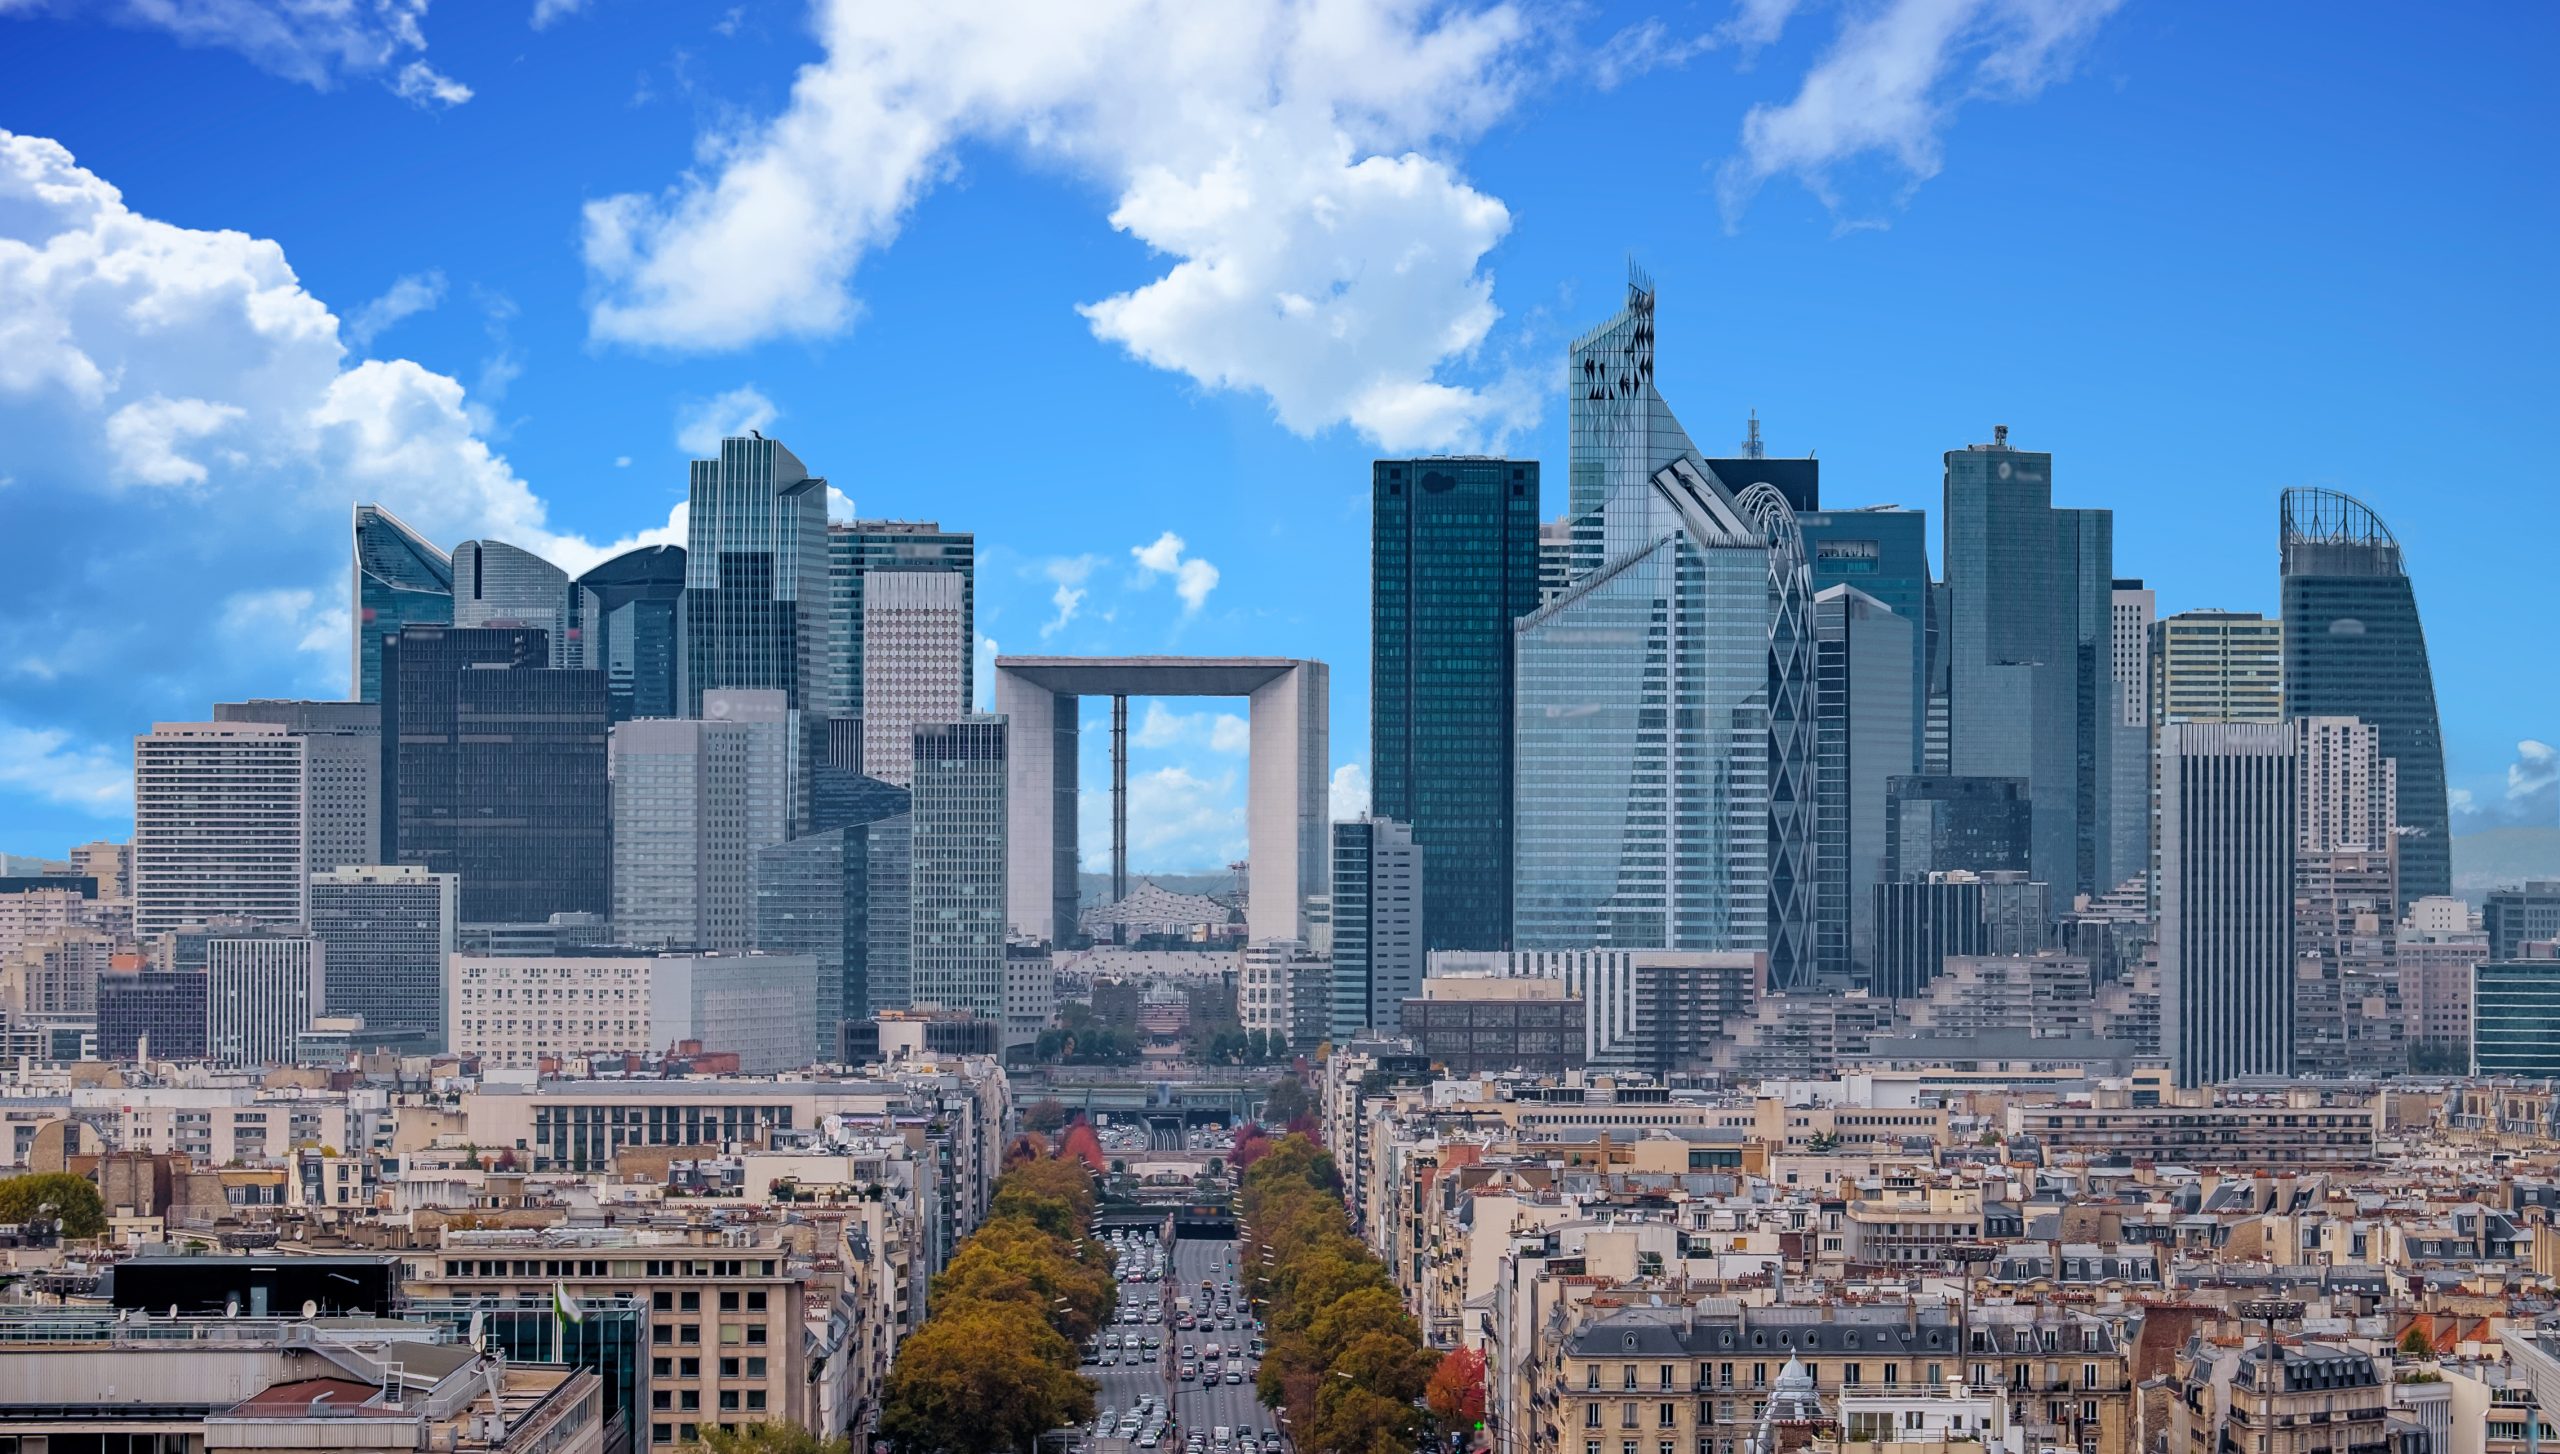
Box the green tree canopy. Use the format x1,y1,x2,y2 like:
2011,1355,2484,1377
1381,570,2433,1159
683,1424,849,1454
0,1172,104,1238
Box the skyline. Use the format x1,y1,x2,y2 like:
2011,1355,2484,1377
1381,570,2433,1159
4,1,2555,870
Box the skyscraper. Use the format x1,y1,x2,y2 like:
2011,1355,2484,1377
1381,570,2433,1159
2296,715,2397,855
205,929,322,1069
829,520,976,721
309,864,456,1049
133,721,307,939
861,569,967,789
576,544,687,723
686,434,829,715
2152,610,2284,725
351,503,453,703
2485,882,2560,963
381,625,609,924
1566,266,1702,580
609,690,798,950
1941,426,2115,898
1515,458,1770,960
2281,488,2450,905
1371,456,1540,953
909,717,1006,1020
2159,721,2297,1087
1329,816,1423,1037
1800,505,1932,770
452,539,577,667
755,827,868,1060
1870,871,2050,1001
1813,585,1916,982
2109,579,2155,891
1883,776,2034,880
212,699,381,873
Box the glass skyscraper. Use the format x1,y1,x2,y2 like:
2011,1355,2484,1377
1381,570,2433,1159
1813,585,1915,983
1941,428,2115,898
1371,456,1540,953
1567,266,1702,581
452,539,576,667
577,543,687,722
2280,488,2450,906
1798,505,1932,769
1328,816,1423,1037
828,520,975,721
350,503,452,703
685,434,829,715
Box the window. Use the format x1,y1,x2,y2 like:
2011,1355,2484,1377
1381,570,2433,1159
1624,1366,1640,1391
1658,1403,1677,1428
652,1392,672,1410
1844,1364,1862,1386
680,1292,700,1311
652,1326,673,1346
1586,1408,1603,1431
653,1292,674,1312
1622,1403,1639,1429
720,1292,740,1312
747,1291,767,1311
652,1358,672,1377
653,1424,672,1445
680,1359,700,1378
679,1392,700,1412
745,1326,767,1345
721,1358,740,1378
1660,1365,1676,1391
680,1325,701,1345
747,1392,767,1412
1587,1367,1603,1391
747,1358,767,1378
719,1392,740,1412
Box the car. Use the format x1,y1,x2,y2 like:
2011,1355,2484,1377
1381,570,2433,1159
1226,1369,1244,1384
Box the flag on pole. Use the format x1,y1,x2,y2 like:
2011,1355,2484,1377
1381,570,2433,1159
553,1282,585,1326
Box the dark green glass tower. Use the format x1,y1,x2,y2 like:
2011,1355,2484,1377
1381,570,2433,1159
1371,457,1541,951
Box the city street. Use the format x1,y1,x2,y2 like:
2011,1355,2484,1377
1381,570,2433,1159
1082,1232,1281,1454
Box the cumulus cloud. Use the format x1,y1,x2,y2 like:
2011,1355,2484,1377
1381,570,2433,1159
1119,765,1247,868
0,129,671,835
1718,0,2122,230
0,723,134,818
1133,702,1251,755
1329,762,1371,821
579,0,1543,451
675,385,779,456
1040,555,1103,638
530,0,589,29
2453,740,2560,830
26,0,473,105
1130,531,1219,613
347,270,446,350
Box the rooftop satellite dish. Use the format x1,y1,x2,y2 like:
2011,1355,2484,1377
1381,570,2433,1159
225,1298,240,1319
302,1299,320,1319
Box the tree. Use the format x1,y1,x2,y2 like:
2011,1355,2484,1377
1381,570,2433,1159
684,1424,849,1454
1022,1098,1071,1135
0,1172,105,1238
1426,1346,1488,1430
879,1300,1094,1453
1263,1075,1314,1129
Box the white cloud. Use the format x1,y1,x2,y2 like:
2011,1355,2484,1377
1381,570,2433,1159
675,384,779,455
53,0,472,104
974,634,999,710
615,455,633,468
1718,0,2122,229
0,129,667,816
0,722,133,818
347,270,446,350
1123,765,1247,867
530,0,589,29
1132,702,1251,755
1329,762,1371,821
579,0,1544,451
2511,740,2556,802
1040,554,1103,638
826,485,855,519
1130,531,1220,613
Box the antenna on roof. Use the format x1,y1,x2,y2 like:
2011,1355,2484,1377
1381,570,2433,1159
1742,412,1765,461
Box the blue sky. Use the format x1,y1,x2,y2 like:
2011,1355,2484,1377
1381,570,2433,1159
2,0,2553,871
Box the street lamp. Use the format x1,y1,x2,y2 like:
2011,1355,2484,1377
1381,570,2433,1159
2236,1298,2305,1375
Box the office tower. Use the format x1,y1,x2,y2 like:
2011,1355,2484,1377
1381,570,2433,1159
2109,580,2155,890
1371,457,1541,953
1515,458,1771,960
2281,488,2449,905
308,865,455,1049
2400,896,2486,1072
1241,939,1332,1051
2487,882,2560,962
452,539,576,667
576,544,688,723
1883,776,2033,880
1941,426,2114,898
1870,871,2051,1000
96,963,209,1060
1705,413,1819,510
381,625,609,924
829,520,976,722
132,722,307,939
755,828,864,1059
1799,505,1932,769
686,434,829,715
0,926,109,1024
861,569,967,789
351,503,453,703
1567,266,1702,578
1535,518,1576,604
1329,817,1423,1036
212,700,380,873
611,689,798,950
811,717,913,835
2292,844,2400,1076
2295,715,2397,855
2472,948,2560,1077
1922,580,1953,774
909,718,1006,1019
2159,721,2297,1087
206,930,322,1068
2152,610,2284,725
1813,585,1916,983
860,814,915,1020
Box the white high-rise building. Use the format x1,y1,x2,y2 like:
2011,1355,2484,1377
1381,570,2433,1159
2109,580,2155,892
446,951,817,1074
2295,715,2398,855
133,722,308,939
860,569,967,789
610,689,797,950
213,700,381,872
206,931,323,1068
2159,721,2297,1087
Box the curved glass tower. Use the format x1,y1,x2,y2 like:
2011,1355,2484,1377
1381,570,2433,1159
578,544,687,722
453,539,574,666
2281,488,2449,905
1739,483,1816,990
351,503,452,703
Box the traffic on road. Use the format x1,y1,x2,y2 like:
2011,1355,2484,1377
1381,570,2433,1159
1077,1225,1283,1454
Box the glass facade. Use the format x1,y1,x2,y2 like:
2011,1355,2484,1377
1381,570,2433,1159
382,625,610,923
2472,958,2560,1078
754,828,860,1059
1941,436,2115,898
1566,267,1702,581
2281,488,2450,905
310,867,455,1049
578,544,687,722
1814,586,1916,983
1798,506,1932,769
1328,817,1422,1037
685,435,829,715
1513,491,1770,958
351,503,452,703
863,812,914,1015
453,539,576,666
1884,775,2034,880
828,520,975,720
1371,457,1540,953
910,718,1004,1018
